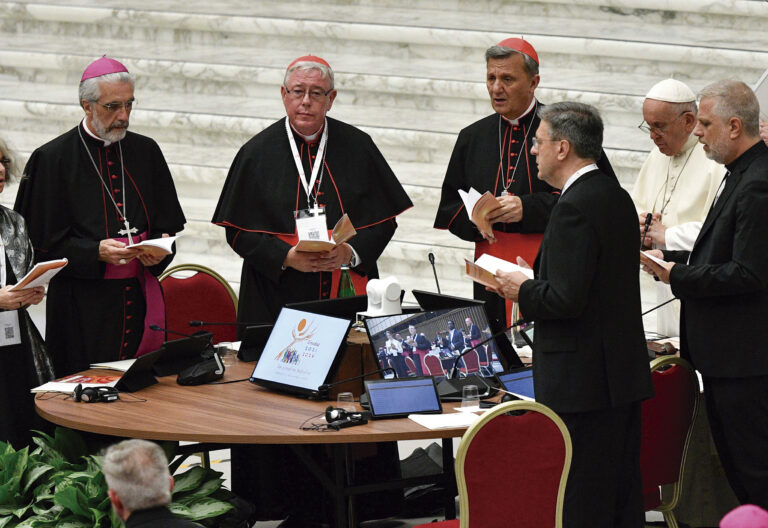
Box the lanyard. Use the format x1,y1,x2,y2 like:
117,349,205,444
285,118,328,212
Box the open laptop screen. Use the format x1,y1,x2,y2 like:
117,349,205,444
363,305,506,380
249,308,351,397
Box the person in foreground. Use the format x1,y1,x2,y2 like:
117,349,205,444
0,137,53,448
102,439,202,527
14,56,186,375
643,80,768,510
492,102,653,527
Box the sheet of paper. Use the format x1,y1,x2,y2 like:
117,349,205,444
90,359,136,372
408,411,481,430
126,235,180,256
9,258,68,291
640,251,666,267
475,253,534,279
31,374,120,393
458,187,483,216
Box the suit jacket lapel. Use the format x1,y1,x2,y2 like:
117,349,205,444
695,171,738,247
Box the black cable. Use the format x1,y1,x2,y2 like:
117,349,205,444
209,377,250,385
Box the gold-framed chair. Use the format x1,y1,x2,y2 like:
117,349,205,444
641,355,700,528
159,263,238,345
415,400,572,528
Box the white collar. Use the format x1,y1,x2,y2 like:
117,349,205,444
561,163,598,194
81,117,112,146
501,98,537,126
290,122,324,142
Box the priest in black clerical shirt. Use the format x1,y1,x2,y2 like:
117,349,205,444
212,55,411,527
434,37,615,366
14,56,185,376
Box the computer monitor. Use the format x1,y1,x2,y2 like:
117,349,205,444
285,295,368,320
364,377,442,418
363,306,506,381
249,308,352,398
496,367,535,401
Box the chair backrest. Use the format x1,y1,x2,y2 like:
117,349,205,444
476,345,489,366
462,349,480,373
404,356,418,377
159,264,238,345
424,354,446,377
640,356,699,511
456,401,572,528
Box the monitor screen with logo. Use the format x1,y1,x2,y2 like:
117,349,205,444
249,307,352,397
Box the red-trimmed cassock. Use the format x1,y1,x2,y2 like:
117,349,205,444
14,122,185,376
213,116,412,328
434,101,615,364
212,115,412,523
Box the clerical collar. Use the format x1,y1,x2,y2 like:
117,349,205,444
500,98,537,126
81,118,113,147
562,163,598,194
290,122,324,143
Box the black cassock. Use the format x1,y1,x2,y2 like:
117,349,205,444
213,117,412,522
213,116,412,326
15,123,185,376
434,102,615,366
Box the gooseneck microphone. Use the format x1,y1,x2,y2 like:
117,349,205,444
428,252,441,294
317,367,396,398
641,297,677,317
149,324,214,349
640,213,653,249
189,320,262,327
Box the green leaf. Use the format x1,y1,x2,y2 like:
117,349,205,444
54,487,91,518
22,463,54,496
183,477,223,499
183,497,233,520
171,466,206,495
0,478,22,508
168,503,192,517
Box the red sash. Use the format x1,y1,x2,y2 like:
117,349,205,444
277,232,369,298
103,232,166,357
475,232,542,319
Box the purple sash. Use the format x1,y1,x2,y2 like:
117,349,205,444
103,232,165,357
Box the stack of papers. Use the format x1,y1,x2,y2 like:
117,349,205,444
466,253,534,288
408,412,481,430
31,374,120,394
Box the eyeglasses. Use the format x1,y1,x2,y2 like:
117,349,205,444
94,100,136,113
638,111,687,135
531,137,559,148
284,87,333,101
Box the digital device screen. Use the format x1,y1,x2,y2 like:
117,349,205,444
497,368,535,401
365,377,442,418
250,308,351,396
364,305,505,380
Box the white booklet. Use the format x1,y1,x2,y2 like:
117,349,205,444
126,235,180,256
408,411,481,430
31,373,120,394
465,253,534,289
90,359,136,372
9,258,68,291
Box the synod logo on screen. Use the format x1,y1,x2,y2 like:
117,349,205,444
274,317,320,366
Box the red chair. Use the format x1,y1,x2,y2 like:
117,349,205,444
641,356,699,528
404,356,418,377
476,345,492,376
414,401,572,528
460,349,481,375
424,354,447,378
159,264,238,345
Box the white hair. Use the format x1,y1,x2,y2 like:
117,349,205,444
101,439,171,512
79,72,135,104
283,61,334,90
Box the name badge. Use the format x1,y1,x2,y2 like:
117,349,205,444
0,310,22,347
295,207,328,242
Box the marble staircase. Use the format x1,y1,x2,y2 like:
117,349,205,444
0,0,766,300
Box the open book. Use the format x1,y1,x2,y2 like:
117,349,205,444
465,253,534,289
295,214,357,252
9,258,68,291
126,235,180,257
458,187,502,241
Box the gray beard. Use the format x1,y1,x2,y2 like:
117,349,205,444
92,117,128,144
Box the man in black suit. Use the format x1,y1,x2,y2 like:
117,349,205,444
446,320,464,352
644,80,768,510
494,101,653,527
102,439,203,527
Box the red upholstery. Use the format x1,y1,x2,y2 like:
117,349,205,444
415,405,569,528
461,350,481,374
160,268,237,345
414,521,458,528
404,356,418,377
640,361,698,511
424,354,446,377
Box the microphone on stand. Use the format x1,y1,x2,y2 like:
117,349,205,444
641,297,677,317
316,367,396,400
189,320,262,327
428,252,441,294
149,324,213,347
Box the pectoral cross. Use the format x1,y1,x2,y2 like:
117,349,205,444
118,219,138,245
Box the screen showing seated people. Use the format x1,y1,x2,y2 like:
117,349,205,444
498,368,535,401
365,378,441,417
364,306,504,380
250,308,350,391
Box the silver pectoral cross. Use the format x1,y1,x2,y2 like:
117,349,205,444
118,220,138,245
